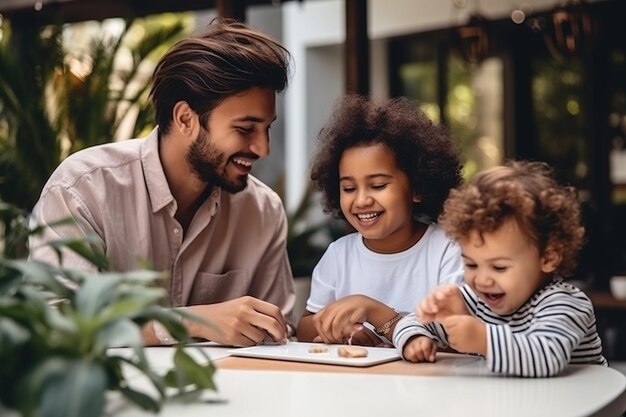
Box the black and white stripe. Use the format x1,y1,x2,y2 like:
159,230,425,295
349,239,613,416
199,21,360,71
393,280,607,377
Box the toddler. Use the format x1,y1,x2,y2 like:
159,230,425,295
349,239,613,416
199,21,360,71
394,160,607,376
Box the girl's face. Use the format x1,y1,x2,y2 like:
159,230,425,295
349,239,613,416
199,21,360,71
339,143,421,253
460,218,560,315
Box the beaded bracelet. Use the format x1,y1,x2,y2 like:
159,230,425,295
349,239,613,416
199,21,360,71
374,311,403,336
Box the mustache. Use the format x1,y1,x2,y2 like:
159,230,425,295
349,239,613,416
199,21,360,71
231,152,260,161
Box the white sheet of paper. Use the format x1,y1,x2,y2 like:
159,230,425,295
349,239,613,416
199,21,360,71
229,341,401,367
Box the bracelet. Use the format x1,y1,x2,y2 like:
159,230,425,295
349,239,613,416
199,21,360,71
152,320,177,345
374,311,403,336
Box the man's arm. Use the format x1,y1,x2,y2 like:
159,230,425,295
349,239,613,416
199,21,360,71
245,202,296,331
144,297,288,347
29,185,103,271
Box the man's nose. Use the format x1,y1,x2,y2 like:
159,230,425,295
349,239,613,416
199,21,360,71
250,131,270,157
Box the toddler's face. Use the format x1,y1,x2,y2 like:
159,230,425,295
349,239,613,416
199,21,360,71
459,219,558,315
338,143,418,253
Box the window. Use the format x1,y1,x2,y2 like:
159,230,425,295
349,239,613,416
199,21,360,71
390,33,504,180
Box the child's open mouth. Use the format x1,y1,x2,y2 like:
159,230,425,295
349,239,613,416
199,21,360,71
355,211,382,224
482,292,505,308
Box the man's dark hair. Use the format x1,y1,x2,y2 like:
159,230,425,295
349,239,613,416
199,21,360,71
150,18,291,135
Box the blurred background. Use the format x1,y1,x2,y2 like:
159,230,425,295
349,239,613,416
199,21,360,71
0,0,625,361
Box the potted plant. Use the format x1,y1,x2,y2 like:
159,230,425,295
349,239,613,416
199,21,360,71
0,203,217,417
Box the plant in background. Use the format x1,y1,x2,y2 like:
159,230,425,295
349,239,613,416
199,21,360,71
0,15,191,256
0,205,217,417
285,185,348,277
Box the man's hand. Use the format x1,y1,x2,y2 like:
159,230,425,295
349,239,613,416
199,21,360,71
184,296,287,347
441,315,487,356
417,284,468,323
403,336,437,363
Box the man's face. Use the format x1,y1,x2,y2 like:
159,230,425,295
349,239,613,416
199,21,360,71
186,86,277,193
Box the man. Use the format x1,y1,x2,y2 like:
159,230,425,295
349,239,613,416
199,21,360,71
29,19,295,347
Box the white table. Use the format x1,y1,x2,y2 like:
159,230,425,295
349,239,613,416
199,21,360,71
108,344,626,417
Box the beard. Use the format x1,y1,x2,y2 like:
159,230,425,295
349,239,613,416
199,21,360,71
186,128,249,194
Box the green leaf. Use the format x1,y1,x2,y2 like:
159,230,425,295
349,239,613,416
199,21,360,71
164,348,216,391
45,304,79,335
74,275,123,317
119,386,161,412
48,237,110,270
107,355,166,397
94,318,142,353
141,306,219,342
0,317,29,350
2,258,72,297
96,288,165,324
40,360,107,417
15,356,70,415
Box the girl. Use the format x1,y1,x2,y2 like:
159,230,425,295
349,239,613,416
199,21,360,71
296,95,464,346
396,160,607,376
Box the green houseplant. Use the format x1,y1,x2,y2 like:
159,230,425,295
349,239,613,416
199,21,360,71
282,184,348,278
0,204,217,417
0,15,190,256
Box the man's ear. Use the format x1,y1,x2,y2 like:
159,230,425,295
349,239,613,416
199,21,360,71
172,101,198,136
412,193,422,203
541,246,562,273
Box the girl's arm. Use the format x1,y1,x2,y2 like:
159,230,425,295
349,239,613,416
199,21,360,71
296,310,318,342
298,295,400,345
296,242,339,342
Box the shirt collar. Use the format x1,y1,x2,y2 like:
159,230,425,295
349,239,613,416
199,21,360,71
140,127,222,215
141,127,174,213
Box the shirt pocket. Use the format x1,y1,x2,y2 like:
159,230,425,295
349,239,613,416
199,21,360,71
187,269,252,306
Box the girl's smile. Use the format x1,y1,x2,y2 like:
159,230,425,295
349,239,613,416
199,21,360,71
338,143,424,254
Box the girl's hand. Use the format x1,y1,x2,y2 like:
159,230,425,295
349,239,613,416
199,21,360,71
345,326,383,347
417,284,468,323
441,315,487,356
403,336,437,363
311,295,374,344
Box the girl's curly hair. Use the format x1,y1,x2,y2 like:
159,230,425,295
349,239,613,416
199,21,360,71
310,95,462,222
438,160,585,277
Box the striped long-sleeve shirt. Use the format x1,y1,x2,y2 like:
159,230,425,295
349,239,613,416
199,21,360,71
393,280,607,377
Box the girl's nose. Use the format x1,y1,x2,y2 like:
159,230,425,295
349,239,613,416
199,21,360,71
355,191,373,207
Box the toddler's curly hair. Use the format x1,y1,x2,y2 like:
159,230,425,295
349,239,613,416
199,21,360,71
310,95,462,222
438,160,585,277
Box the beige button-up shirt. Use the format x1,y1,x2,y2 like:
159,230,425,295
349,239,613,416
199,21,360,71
29,128,296,327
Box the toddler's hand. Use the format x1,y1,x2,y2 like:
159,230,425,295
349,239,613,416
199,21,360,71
403,336,437,363
441,315,487,356
417,284,467,323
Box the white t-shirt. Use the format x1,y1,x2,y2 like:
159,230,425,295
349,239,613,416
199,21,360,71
306,224,464,316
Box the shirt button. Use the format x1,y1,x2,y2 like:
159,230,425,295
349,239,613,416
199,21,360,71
173,228,180,234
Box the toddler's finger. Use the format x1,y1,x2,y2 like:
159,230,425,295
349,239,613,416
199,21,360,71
428,341,437,362
435,289,447,301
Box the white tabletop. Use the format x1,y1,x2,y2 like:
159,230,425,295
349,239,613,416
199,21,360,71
105,343,626,417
